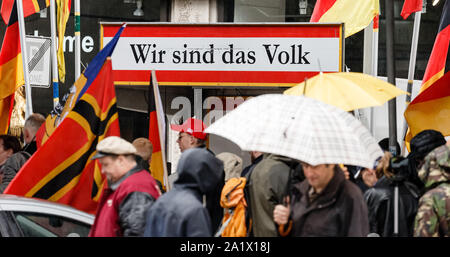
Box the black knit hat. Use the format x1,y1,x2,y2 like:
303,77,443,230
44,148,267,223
406,129,446,191
409,129,446,160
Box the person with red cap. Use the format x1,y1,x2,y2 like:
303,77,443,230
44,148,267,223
171,117,208,153
170,117,224,233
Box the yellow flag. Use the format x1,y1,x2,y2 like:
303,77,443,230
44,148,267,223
56,0,71,83
311,0,380,38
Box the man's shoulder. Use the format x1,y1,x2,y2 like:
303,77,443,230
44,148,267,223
124,169,154,180
4,151,29,167
253,155,290,173
341,179,366,200
119,170,159,193
155,189,203,214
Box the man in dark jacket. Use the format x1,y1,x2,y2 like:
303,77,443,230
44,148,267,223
248,153,297,237
170,117,224,233
88,136,161,237
274,163,369,236
0,113,45,193
143,147,224,237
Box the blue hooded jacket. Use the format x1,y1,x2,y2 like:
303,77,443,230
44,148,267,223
143,148,224,237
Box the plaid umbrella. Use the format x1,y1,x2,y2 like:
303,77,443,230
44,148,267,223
205,94,383,169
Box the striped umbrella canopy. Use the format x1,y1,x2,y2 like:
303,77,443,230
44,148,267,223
205,94,383,169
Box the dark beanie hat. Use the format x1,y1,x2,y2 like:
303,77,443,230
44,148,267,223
410,129,446,160
378,137,401,154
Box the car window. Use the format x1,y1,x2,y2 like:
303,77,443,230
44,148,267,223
12,212,91,237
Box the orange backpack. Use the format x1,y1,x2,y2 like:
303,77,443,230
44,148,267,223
215,177,252,237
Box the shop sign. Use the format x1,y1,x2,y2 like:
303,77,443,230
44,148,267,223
101,23,344,87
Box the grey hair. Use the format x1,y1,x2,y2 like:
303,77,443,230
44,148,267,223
24,113,46,133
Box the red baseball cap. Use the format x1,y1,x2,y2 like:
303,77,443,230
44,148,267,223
170,118,207,140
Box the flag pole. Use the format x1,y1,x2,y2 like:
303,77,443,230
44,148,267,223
74,0,81,79
385,0,398,158
16,0,33,118
151,70,170,191
50,0,59,108
401,11,422,155
370,15,379,135
385,0,399,237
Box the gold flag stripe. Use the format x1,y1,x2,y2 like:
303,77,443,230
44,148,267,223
25,136,93,197
48,174,82,202
46,113,119,201
32,0,40,12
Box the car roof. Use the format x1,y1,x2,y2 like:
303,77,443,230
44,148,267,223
0,194,94,225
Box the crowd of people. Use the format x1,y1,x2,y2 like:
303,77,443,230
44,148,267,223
0,115,448,237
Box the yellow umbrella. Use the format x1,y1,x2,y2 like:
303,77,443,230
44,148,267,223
283,72,409,111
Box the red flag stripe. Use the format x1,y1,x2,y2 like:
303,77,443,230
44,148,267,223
401,0,423,20
310,0,338,22
373,15,379,30
410,70,450,104
421,25,450,91
149,111,161,152
1,0,49,24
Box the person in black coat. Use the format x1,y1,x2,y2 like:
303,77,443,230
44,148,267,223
364,130,446,237
364,152,420,237
170,117,224,232
143,147,224,237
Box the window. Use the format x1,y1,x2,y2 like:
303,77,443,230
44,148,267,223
13,212,91,237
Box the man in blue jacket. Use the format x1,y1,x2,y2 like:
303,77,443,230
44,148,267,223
143,147,224,236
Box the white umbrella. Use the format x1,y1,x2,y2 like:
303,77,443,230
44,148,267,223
205,94,383,169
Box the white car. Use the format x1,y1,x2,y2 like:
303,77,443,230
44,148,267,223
0,195,94,237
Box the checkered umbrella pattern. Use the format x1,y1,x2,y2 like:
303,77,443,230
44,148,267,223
205,94,383,169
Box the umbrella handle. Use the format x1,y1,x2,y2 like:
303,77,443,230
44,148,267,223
278,220,293,237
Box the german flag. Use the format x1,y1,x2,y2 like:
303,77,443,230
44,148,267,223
0,1,24,134
0,95,14,134
405,71,450,140
4,25,126,214
1,0,49,24
404,0,450,149
310,0,379,38
148,70,169,190
420,0,450,92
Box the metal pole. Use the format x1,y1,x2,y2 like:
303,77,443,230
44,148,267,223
16,0,33,118
386,0,399,236
394,185,399,236
370,15,379,135
385,0,398,156
50,0,59,108
401,11,422,155
74,0,81,79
